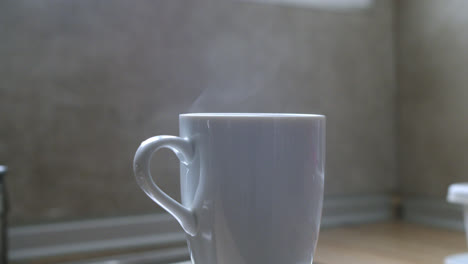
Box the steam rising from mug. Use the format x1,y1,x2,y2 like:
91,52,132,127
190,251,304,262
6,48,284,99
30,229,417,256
187,33,282,113
189,85,263,113
187,0,373,113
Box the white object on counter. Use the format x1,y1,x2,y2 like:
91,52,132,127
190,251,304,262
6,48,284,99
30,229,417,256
445,253,468,264
448,183,468,204
447,183,468,241
446,183,468,264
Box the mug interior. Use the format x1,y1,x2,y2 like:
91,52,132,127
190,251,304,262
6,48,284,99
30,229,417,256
180,113,325,119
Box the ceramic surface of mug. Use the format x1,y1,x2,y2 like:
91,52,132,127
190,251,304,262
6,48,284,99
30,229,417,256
134,113,325,264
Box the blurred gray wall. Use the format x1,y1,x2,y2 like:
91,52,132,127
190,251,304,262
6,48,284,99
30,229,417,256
0,0,395,225
397,0,468,198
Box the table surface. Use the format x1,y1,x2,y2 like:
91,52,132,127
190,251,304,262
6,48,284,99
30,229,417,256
314,221,466,264
25,221,468,264
175,221,467,264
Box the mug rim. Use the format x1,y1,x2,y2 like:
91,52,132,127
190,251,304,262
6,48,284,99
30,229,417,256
180,113,325,118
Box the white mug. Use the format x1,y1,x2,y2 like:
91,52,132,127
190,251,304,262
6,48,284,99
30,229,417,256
133,113,325,264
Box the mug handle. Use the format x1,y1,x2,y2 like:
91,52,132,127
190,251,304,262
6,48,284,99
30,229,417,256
133,136,197,236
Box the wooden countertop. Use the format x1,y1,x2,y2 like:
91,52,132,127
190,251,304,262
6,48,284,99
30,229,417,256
25,221,467,264
177,221,467,264
314,221,466,264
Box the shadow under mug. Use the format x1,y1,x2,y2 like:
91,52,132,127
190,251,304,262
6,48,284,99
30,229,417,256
133,113,325,264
